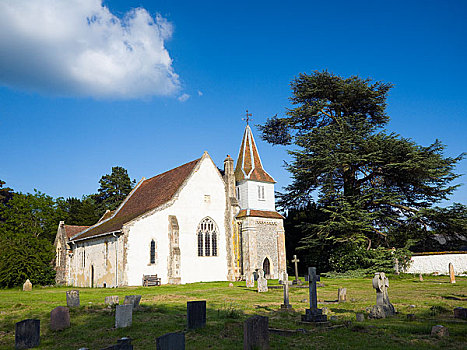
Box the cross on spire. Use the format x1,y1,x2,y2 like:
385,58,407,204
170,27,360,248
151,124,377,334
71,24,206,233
243,110,252,125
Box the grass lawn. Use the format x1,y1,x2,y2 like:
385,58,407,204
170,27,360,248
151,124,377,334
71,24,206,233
0,274,466,349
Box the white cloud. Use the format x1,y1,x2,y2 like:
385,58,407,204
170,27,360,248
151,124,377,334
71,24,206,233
0,0,180,99
178,93,190,102
197,90,203,96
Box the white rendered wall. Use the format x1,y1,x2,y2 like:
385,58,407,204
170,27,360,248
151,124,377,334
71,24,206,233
125,156,228,285
405,253,467,276
236,180,275,211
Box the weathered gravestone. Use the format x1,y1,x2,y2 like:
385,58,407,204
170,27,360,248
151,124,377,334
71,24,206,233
187,300,206,329
123,295,141,310
368,272,395,319
291,255,302,285
449,263,456,284
244,315,269,350
454,307,467,320
115,305,133,328
301,267,327,323
419,274,423,282
280,273,292,310
257,269,268,293
355,313,364,322
246,271,255,288
50,306,70,331
15,319,40,349
431,325,449,337
102,337,133,350
105,296,119,306
156,332,185,350
338,287,347,302
22,279,32,292
66,290,80,308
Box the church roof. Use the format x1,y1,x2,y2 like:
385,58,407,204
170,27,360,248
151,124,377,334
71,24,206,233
71,158,201,241
234,125,275,183
64,225,90,239
236,209,284,219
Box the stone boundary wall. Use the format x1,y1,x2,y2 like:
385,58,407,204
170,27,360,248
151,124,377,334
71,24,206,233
404,252,467,276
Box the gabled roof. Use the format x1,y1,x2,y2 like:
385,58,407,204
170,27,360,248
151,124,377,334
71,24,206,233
234,125,275,183
236,209,284,219
64,225,90,239
72,157,201,241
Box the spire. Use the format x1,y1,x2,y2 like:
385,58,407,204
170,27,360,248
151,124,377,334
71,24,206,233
234,125,275,183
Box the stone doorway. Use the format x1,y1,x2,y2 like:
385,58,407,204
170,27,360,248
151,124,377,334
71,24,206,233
263,258,271,279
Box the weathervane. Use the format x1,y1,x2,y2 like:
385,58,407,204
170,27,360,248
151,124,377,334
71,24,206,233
243,110,253,125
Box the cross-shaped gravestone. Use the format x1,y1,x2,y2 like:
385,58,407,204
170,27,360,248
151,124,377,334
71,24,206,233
280,273,292,310
369,272,395,319
301,267,327,322
291,255,301,285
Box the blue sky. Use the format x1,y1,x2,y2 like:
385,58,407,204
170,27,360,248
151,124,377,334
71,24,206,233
0,0,466,206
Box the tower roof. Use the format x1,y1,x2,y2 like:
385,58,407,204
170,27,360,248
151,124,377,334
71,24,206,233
234,125,275,183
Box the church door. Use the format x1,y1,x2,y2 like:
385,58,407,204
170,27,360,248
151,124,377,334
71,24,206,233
263,258,271,279
168,216,181,284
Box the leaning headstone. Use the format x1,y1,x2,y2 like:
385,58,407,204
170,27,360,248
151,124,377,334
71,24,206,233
23,279,32,292
66,290,80,308
246,271,255,288
301,267,327,323
50,306,70,331
102,337,133,350
156,332,185,350
115,305,132,328
454,307,467,320
244,315,269,350
368,272,395,319
123,295,141,310
15,319,40,349
431,325,449,337
187,300,206,329
338,287,347,302
280,273,293,310
449,263,456,283
105,296,119,306
257,269,268,293
355,313,364,322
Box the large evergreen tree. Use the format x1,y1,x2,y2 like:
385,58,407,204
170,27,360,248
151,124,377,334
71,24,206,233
260,71,465,252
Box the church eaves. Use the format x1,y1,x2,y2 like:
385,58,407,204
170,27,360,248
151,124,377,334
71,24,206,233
234,125,275,183
71,158,201,241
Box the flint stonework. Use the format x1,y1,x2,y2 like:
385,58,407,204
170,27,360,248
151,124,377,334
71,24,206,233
66,290,80,308
244,315,269,350
15,319,40,349
50,306,70,331
187,301,206,329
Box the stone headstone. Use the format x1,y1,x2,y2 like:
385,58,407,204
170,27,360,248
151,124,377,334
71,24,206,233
431,325,449,337
15,319,40,349
187,300,206,329
368,272,395,319
301,267,327,323
407,314,416,321
338,287,347,302
257,269,268,293
394,258,400,275
419,274,423,282
50,306,70,331
229,283,234,287
453,307,467,320
280,273,292,310
22,279,32,292
66,290,80,308
115,305,132,328
291,255,302,285
102,337,133,350
105,296,119,306
246,271,255,288
243,315,269,350
156,332,185,350
355,313,364,322
449,263,456,283
123,295,141,310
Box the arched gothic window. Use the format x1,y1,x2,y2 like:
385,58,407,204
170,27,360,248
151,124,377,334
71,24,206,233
150,240,156,264
197,217,218,257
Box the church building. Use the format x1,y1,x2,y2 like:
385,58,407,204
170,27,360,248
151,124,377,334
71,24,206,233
54,124,286,287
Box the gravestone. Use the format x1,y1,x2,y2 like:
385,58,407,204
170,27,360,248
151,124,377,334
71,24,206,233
115,305,132,328
50,306,70,331
156,332,185,350
449,263,456,283
23,279,32,292
66,290,80,308
291,255,302,285
187,300,206,329
15,319,40,349
246,271,255,288
407,314,416,321
257,269,268,293
105,296,119,306
355,313,364,322
102,337,133,350
368,272,395,319
431,325,449,337
123,295,141,310
280,273,292,310
301,267,327,323
419,274,423,282
243,315,269,350
453,307,467,320
338,287,347,302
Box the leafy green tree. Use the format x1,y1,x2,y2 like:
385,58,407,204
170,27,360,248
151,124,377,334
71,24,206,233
57,196,100,226
0,180,14,206
93,166,135,216
260,71,465,254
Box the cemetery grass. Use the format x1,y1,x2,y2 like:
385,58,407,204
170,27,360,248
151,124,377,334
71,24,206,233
0,275,466,349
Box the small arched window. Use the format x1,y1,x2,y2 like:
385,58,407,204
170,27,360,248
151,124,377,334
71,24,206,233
197,217,218,257
150,240,156,264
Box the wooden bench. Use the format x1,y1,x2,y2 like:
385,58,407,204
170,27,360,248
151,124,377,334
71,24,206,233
142,274,161,287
